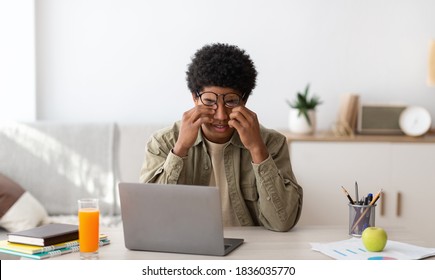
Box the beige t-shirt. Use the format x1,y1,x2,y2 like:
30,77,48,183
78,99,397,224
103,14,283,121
204,138,240,227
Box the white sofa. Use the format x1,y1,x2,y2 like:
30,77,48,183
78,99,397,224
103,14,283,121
0,121,169,237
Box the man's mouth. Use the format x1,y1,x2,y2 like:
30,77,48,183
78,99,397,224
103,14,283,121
213,124,228,128
209,123,231,132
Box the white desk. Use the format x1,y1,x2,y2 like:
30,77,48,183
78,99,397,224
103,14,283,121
52,225,435,260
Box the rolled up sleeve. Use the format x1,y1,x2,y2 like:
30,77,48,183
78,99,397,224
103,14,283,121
252,139,303,232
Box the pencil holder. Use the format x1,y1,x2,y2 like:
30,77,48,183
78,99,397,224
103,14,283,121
348,204,376,237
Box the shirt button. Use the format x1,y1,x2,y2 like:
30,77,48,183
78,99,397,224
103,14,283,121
267,197,271,201
204,165,209,170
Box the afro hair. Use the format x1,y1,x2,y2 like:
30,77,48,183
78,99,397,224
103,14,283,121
186,43,257,101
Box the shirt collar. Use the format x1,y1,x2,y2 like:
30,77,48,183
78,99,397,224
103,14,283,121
194,128,246,149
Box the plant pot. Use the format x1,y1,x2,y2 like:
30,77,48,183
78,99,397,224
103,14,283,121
288,108,316,134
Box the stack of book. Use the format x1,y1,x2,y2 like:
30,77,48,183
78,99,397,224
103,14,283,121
0,223,110,259
333,93,360,136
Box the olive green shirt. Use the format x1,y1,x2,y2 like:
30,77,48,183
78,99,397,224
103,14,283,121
139,121,303,232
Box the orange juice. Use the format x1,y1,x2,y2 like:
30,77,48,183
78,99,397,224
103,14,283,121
78,208,99,252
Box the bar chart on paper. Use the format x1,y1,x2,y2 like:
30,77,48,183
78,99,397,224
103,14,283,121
311,238,435,260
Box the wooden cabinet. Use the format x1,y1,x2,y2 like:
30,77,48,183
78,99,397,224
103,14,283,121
288,137,435,240
387,144,435,240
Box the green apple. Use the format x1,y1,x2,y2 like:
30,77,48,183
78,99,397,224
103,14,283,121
361,227,388,252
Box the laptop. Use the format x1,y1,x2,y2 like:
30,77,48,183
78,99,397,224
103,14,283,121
118,182,244,256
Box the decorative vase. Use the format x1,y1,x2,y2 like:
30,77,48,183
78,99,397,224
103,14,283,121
288,108,316,134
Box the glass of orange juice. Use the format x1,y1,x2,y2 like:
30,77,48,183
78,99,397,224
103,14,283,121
78,198,99,260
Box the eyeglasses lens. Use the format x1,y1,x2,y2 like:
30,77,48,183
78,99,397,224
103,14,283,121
199,92,241,108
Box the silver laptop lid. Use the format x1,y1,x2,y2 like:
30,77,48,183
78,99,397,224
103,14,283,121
118,182,227,256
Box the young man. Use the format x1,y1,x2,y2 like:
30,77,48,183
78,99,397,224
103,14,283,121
140,43,303,232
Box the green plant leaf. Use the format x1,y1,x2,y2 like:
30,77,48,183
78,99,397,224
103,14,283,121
301,109,312,126
287,83,322,111
287,83,323,126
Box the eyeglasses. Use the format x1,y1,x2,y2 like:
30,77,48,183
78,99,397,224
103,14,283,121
196,91,245,108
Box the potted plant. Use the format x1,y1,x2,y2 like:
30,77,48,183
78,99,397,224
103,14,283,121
286,83,322,134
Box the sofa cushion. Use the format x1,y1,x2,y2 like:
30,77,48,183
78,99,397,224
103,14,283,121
0,122,116,216
114,123,169,214
0,173,25,217
0,173,49,232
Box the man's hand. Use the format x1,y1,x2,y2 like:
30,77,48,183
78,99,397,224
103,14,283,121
228,106,269,163
173,104,217,157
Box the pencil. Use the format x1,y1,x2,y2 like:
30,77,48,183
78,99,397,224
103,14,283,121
341,186,354,204
369,189,382,206
350,189,382,232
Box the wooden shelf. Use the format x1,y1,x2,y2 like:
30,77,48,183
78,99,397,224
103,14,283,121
280,130,435,143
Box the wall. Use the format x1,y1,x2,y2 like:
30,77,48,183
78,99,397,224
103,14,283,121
0,0,35,121
30,1,435,129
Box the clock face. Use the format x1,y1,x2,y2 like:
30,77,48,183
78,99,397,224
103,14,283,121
399,106,432,136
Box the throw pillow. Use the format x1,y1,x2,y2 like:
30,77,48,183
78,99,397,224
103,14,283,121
0,173,49,232
0,173,25,217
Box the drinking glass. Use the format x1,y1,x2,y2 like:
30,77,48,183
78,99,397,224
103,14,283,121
78,198,100,259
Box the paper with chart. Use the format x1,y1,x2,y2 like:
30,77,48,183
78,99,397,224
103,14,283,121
311,238,435,260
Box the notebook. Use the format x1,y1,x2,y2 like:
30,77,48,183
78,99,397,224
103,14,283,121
7,223,79,246
118,182,244,256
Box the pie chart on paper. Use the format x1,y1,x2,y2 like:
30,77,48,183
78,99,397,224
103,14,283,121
367,256,397,260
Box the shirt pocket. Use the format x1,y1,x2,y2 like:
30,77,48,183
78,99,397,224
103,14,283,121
240,184,258,201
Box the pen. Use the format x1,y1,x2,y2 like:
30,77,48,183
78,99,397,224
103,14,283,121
366,193,373,205
355,181,359,203
350,189,383,232
341,186,355,204
363,195,370,205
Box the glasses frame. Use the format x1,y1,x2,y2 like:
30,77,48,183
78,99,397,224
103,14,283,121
195,91,245,108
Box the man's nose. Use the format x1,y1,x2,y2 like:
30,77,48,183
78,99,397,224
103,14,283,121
213,99,229,120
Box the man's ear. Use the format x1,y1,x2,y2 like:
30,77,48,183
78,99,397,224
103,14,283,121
191,92,198,103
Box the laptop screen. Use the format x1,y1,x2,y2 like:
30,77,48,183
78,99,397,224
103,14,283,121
118,182,243,256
